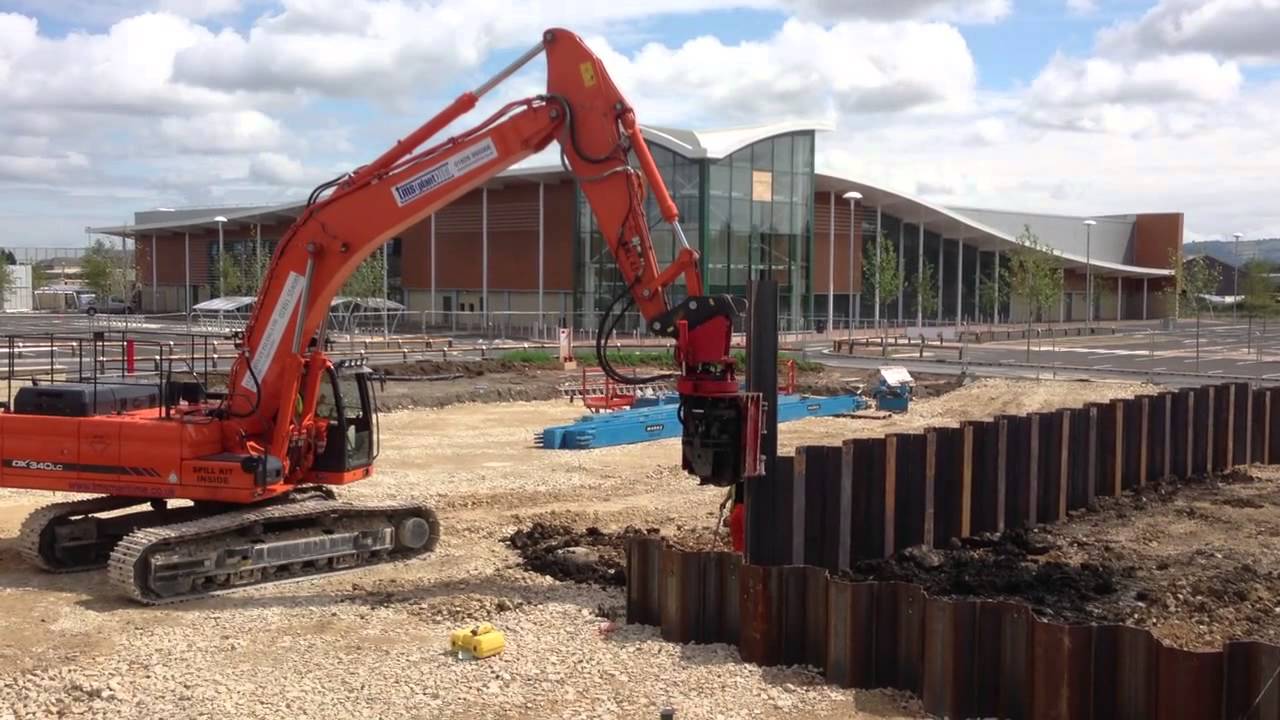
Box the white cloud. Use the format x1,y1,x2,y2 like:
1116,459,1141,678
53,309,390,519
168,0,782,97
159,111,284,153
1099,0,1280,62
585,18,976,125
248,152,311,185
157,0,242,19
780,0,1010,23
0,152,90,183
1023,52,1242,135
0,12,259,115
1066,0,1097,15
970,117,1007,144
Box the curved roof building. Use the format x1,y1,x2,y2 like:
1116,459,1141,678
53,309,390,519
97,121,1182,329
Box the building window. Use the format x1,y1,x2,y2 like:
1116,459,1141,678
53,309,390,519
574,130,815,331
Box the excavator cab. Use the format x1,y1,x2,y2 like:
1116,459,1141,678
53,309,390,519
313,361,380,475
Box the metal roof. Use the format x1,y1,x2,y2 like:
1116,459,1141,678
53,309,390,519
90,201,305,237
815,173,1173,278
640,120,834,160
192,296,256,312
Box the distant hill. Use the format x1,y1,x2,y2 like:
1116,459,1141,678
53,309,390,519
1185,239,1280,267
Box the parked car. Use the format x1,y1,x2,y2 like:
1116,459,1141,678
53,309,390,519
83,297,133,315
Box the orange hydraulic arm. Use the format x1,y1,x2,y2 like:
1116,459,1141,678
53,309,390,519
220,28,760,487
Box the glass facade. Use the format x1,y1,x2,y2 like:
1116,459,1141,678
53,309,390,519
576,131,815,331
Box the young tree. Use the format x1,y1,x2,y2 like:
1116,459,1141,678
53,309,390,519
1008,225,1063,330
31,262,51,291
217,253,246,297
1240,258,1275,317
0,262,12,310
862,232,903,333
1166,252,1223,318
978,265,1009,324
915,258,940,323
342,247,388,299
81,239,118,300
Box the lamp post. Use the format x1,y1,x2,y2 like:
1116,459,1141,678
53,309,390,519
214,215,228,298
842,191,862,335
1083,219,1096,328
1233,231,1244,320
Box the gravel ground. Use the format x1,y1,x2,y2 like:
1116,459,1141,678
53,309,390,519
0,378,1152,720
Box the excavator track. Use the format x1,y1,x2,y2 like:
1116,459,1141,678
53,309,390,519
18,496,155,572
107,495,440,605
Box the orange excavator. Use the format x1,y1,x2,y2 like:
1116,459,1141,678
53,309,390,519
1,29,761,603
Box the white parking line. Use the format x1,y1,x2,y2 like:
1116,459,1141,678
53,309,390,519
1153,367,1168,372
1096,364,1113,369
1208,370,1224,375
1182,358,1199,363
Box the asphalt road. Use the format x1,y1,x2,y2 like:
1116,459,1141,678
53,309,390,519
809,318,1280,387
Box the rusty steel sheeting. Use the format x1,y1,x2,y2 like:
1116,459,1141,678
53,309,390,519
893,433,932,551
1270,387,1280,467
1252,388,1269,465
625,535,662,626
1002,413,1037,529
1150,391,1172,483
847,436,893,561
1224,640,1280,719
1173,387,1195,480
1121,398,1144,492
1194,385,1213,477
1067,406,1098,512
930,425,971,546
743,455,797,566
795,445,846,571
627,539,1280,720
1234,381,1252,468
1214,382,1234,473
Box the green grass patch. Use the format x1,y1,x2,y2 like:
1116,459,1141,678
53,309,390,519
501,349,558,366
574,349,676,367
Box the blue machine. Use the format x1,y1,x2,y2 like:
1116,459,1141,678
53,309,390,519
537,393,867,450
872,366,914,413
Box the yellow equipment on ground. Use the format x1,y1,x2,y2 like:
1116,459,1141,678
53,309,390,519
450,623,506,659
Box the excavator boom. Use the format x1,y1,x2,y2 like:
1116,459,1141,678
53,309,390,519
0,28,761,603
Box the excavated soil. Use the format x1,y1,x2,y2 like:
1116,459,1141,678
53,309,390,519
836,471,1280,650
505,523,656,587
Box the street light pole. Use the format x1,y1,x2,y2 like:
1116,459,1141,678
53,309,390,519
1233,231,1244,320
843,191,862,336
1083,219,1096,328
213,215,228,298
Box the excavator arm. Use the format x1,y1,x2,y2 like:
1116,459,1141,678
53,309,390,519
224,28,762,487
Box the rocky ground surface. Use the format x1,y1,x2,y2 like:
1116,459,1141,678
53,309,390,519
0,378,1169,719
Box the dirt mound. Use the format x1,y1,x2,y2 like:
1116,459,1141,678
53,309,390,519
844,529,1127,624
379,358,531,378
506,522,659,586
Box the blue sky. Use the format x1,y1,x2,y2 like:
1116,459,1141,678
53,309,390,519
2,0,1279,246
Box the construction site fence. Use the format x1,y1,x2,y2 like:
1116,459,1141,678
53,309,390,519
627,381,1280,718
57,311,819,348
833,323,1280,384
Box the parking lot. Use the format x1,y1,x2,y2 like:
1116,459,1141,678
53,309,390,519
819,318,1280,386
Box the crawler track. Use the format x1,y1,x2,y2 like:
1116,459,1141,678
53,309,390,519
18,496,153,572
107,496,439,605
